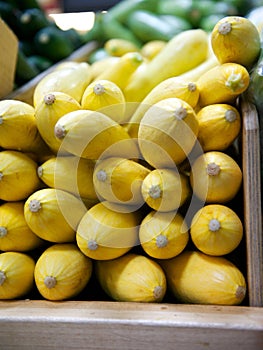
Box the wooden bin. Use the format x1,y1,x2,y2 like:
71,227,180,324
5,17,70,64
0,68,262,348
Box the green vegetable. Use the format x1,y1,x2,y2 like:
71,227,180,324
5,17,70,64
100,12,142,46
107,0,159,23
246,49,263,116
126,10,180,42
18,7,51,39
27,55,53,73
0,0,21,35
88,48,110,64
15,48,39,84
34,26,75,62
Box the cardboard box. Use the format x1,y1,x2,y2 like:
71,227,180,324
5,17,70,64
0,19,18,99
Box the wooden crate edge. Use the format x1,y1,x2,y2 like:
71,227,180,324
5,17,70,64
241,98,263,307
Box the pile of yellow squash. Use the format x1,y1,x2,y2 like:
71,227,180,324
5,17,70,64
0,16,261,305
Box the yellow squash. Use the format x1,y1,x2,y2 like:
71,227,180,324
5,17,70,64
140,40,167,60
211,16,261,69
127,77,200,138
190,204,243,256
104,38,140,56
141,168,191,212
38,156,97,201
0,251,35,299
0,99,48,155
95,51,144,91
81,79,126,124
54,109,140,160
33,62,92,106
0,150,40,201
34,91,81,154
93,157,150,206
34,243,92,301
139,211,189,259
196,103,241,152
161,250,246,305
179,54,220,82
89,56,120,81
138,97,199,167
24,188,87,243
197,63,250,107
190,151,242,203
0,201,43,252
76,201,140,260
95,253,167,302
124,29,209,103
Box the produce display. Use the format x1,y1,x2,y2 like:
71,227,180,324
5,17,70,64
0,0,85,86
85,0,263,59
0,0,262,306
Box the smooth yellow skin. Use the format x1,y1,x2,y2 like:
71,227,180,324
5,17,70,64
95,52,144,91
54,109,140,160
0,150,40,201
0,252,35,299
190,204,243,256
34,243,92,301
139,211,189,259
96,253,167,302
141,168,191,212
140,40,167,60
138,97,199,167
76,202,140,261
38,156,97,200
24,188,87,243
104,38,140,57
33,62,92,106
127,77,200,139
197,62,250,107
0,202,43,252
0,100,47,154
89,56,120,80
190,151,242,203
93,157,150,206
196,103,241,151
35,91,81,154
211,16,261,69
161,250,246,305
124,29,209,103
81,79,126,124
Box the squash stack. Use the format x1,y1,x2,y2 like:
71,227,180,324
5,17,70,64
0,16,261,305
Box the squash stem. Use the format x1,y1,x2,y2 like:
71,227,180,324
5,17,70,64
0,271,6,286
44,93,56,105
225,73,245,92
29,199,41,213
156,235,168,248
0,226,7,237
153,285,164,300
148,184,162,199
44,276,57,289
208,219,221,232
207,162,221,176
93,83,105,95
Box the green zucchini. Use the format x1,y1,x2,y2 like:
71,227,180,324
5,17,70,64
247,49,263,115
81,12,105,43
34,26,75,62
107,0,159,23
18,7,51,39
15,48,39,85
126,10,179,42
100,12,142,46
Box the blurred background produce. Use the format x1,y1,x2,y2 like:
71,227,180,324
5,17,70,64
0,0,263,89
